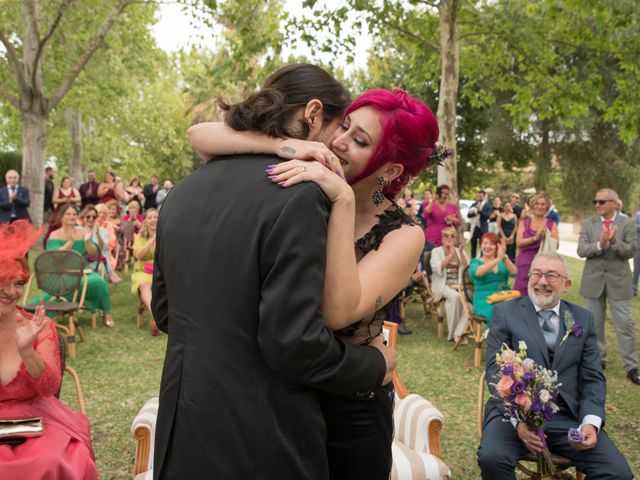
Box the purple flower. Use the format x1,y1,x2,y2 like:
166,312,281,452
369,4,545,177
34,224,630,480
568,427,584,444
523,371,535,383
511,382,525,395
502,365,514,376
543,405,554,421
572,323,584,337
531,401,542,413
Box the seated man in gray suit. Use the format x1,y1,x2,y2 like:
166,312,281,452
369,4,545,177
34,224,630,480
478,252,632,480
578,187,639,385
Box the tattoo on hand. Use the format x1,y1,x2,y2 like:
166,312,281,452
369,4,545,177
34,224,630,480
280,146,296,155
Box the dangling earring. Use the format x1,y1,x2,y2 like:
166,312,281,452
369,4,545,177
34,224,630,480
372,177,385,206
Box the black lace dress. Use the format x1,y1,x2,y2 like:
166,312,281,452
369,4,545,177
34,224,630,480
335,202,419,345
320,202,419,480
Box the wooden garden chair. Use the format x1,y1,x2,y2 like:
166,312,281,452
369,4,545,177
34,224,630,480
477,371,584,480
382,321,451,479
118,220,137,273
130,324,452,480
401,250,446,338
22,250,89,359
453,265,488,367
56,333,86,414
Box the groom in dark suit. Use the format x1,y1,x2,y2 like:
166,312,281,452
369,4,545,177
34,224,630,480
151,64,395,479
478,252,632,479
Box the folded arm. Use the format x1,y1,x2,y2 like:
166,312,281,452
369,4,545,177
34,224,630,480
258,185,386,395
188,122,337,167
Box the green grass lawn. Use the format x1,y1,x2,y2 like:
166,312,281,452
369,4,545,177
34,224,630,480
55,256,639,479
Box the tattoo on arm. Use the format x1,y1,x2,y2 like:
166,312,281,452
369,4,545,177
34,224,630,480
280,146,296,155
373,295,383,316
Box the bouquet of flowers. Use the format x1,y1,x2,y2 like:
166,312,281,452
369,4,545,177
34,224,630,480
491,342,562,478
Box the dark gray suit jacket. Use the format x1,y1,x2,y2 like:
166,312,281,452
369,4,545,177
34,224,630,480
151,155,386,479
577,214,636,300
0,185,31,223
484,297,606,429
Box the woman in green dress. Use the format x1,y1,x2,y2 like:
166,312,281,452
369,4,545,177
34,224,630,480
469,232,517,325
44,204,114,327
130,209,158,335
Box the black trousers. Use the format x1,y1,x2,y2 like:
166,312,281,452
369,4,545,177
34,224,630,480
319,382,395,480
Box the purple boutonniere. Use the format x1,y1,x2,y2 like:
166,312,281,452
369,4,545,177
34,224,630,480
568,427,584,444
560,310,583,346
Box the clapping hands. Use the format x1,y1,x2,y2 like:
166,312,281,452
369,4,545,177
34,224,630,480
599,225,618,248
497,238,507,261
15,305,46,352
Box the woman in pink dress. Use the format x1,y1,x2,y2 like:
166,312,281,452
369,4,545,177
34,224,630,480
513,192,559,295
0,221,98,479
423,184,461,247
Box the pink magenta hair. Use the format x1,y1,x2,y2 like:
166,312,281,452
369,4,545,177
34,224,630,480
345,88,439,197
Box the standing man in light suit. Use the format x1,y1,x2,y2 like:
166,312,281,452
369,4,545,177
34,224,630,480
577,188,639,385
0,169,31,224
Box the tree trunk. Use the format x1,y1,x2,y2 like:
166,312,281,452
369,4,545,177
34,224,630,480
21,110,48,227
65,108,84,182
436,0,460,201
534,120,551,192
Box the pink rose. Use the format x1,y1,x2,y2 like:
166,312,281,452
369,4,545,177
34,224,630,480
513,364,525,378
500,349,517,365
515,394,532,412
496,375,514,397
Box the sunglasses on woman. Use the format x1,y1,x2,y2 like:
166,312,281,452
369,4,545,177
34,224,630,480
84,215,97,219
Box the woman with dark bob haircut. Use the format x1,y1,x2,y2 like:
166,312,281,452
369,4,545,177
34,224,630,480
190,84,439,479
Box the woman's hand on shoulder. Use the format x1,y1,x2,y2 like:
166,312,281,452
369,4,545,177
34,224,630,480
267,159,351,203
276,139,344,177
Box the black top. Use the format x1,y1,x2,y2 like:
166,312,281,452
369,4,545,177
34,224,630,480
339,202,418,344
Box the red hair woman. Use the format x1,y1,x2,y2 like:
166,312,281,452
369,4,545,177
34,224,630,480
469,232,517,325
0,221,97,478
189,88,439,479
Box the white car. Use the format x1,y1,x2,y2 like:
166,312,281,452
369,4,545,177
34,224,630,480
459,199,474,230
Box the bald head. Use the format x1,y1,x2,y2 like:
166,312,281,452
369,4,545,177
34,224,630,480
5,170,19,186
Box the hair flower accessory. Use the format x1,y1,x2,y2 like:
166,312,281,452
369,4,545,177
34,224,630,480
560,310,583,346
0,220,44,286
429,142,453,166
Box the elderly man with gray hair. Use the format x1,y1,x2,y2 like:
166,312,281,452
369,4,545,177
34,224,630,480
479,251,632,479
577,188,639,385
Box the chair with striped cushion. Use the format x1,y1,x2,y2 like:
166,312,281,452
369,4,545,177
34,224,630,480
383,321,452,480
132,326,451,480
131,397,159,480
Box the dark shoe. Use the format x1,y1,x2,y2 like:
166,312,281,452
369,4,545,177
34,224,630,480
398,322,412,335
627,368,640,385
601,362,606,371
